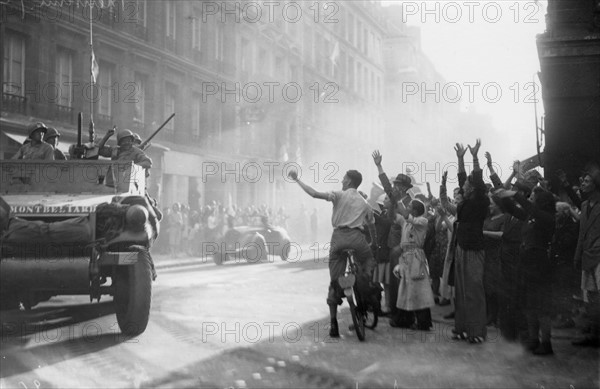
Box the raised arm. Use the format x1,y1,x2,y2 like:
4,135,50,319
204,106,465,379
372,150,395,201
439,171,457,216
485,151,503,189
503,160,522,189
98,127,116,150
469,139,482,171
288,170,330,200
455,143,468,188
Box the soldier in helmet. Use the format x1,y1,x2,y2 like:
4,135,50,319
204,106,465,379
12,122,54,160
98,128,152,169
44,127,67,160
133,133,142,147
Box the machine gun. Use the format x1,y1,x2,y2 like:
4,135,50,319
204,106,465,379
69,113,104,159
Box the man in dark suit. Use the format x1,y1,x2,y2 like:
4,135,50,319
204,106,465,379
573,165,600,348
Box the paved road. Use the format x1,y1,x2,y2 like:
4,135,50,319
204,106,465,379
1,250,598,388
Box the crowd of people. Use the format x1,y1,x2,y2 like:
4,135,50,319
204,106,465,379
287,139,599,356
155,201,319,256
11,123,600,356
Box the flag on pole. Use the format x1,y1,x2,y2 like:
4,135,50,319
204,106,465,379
91,49,99,84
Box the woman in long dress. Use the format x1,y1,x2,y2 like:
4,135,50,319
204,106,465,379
392,199,436,330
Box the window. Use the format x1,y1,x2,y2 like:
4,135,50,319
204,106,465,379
215,22,224,61
166,2,176,38
348,56,354,92
257,48,267,74
133,72,146,123
164,83,176,131
192,16,202,50
356,62,362,94
356,21,362,50
304,24,313,66
290,64,298,83
240,37,251,74
192,93,201,138
137,0,146,27
55,48,72,107
3,32,25,96
347,14,354,44
98,62,113,116
275,57,284,78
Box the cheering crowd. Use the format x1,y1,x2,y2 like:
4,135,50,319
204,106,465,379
155,202,318,256
288,139,599,356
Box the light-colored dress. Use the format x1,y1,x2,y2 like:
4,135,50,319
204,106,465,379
396,214,435,311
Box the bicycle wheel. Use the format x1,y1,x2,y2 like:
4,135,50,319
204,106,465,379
364,305,378,329
348,292,366,341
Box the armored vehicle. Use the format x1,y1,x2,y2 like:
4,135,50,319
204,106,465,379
0,160,160,336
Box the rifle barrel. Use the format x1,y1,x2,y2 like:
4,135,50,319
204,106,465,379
140,113,175,148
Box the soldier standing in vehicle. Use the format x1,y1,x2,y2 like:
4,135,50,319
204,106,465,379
44,127,67,160
98,128,152,169
11,122,54,160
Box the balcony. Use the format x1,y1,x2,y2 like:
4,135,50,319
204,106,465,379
55,104,75,124
2,93,27,114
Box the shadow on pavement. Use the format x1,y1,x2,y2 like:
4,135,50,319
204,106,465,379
1,300,116,341
0,331,128,378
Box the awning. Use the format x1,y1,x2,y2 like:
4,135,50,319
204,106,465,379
3,131,71,154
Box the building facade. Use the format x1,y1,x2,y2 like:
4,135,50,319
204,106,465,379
536,0,600,183
2,0,444,212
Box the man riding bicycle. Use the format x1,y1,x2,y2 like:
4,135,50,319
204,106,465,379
288,169,377,338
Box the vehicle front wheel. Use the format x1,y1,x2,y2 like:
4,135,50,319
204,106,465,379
213,252,226,265
113,250,152,336
280,241,291,261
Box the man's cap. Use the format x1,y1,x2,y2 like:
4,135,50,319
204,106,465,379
376,193,386,206
28,122,48,138
44,127,61,141
393,173,413,189
117,129,135,143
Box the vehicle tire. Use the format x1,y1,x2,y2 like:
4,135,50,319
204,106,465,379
280,240,290,261
348,292,365,341
213,252,226,266
113,250,152,336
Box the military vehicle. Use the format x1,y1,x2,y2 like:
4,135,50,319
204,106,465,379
0,159,160,336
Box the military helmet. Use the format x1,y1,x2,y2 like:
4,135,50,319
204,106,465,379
44,127,61,141
117,129,135,143
28,122,48,138
133,133,142,144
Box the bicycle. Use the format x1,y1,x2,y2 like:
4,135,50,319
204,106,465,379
337,249,380,341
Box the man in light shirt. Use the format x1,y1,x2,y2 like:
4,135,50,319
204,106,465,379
288,169,377,338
